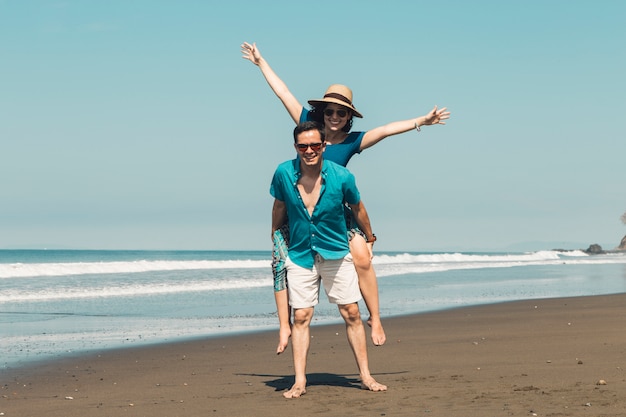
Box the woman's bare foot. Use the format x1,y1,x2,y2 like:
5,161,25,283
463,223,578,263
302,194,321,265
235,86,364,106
276,325,291,354
361,377,387,392
283,383,307,398
367,316,386,346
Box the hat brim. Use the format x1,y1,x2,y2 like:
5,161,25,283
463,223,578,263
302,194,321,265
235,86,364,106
307,98,363,118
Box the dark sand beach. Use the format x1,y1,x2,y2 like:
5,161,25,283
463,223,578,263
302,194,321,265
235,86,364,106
2,293,625,416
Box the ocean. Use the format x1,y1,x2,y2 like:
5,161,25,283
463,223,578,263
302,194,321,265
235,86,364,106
1,249,625,370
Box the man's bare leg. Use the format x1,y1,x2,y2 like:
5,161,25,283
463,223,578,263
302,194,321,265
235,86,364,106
338,303,387,392
349,236,386,346
283,307,313,398
274,289,291,354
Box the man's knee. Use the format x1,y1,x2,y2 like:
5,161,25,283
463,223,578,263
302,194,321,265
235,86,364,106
293,308,313,325
339,303,361,322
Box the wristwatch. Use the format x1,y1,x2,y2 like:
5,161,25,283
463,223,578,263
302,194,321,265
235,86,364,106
366,234,377,243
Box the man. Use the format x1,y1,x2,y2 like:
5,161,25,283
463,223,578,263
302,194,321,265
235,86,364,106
270,121,387,398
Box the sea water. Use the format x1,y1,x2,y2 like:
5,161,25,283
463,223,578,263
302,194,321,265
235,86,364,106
1,249,625,369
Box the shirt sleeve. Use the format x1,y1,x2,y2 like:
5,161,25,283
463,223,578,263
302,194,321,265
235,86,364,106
353,131,365,154
270,167,285,201
342,171,360,205
300,108,312,123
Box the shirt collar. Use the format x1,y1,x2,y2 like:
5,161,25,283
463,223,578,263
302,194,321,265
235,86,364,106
292,157,327,181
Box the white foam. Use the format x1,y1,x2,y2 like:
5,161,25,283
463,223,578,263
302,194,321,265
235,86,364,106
0,276,271,303
2,250,624,281
0,259,270,279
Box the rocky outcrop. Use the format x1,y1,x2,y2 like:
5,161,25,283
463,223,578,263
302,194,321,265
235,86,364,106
584,244,605,254
619,235,626,250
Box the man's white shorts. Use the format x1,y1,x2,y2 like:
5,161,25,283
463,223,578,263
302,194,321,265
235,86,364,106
285,254,362,309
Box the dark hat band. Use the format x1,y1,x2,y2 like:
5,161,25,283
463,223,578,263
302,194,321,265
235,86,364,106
323,92,352,106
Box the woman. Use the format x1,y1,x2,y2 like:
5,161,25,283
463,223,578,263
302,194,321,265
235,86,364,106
242,41,450,353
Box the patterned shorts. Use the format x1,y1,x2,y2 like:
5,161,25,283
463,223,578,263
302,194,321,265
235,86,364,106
271,224,290,292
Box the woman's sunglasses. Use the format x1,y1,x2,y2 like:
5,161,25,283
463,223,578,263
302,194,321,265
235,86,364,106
324,108,348,118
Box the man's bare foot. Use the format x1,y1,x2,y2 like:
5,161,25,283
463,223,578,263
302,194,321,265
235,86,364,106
367,316,386,346
276,326,291,354
283,383,306,398
361,377,387,392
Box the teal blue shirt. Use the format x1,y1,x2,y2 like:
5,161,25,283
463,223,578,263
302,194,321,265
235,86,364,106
270,158,361,269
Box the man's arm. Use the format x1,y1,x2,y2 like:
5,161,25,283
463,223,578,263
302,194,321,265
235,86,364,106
271,199,287,239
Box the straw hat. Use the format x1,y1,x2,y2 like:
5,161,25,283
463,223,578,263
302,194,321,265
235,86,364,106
307,84,363,118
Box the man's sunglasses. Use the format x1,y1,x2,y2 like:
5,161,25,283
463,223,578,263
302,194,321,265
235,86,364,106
324,108,348,118
295,143,324,153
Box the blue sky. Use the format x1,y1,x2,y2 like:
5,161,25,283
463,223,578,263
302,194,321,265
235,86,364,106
1,0,625,251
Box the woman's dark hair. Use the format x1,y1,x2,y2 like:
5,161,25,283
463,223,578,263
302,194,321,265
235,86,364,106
293,121,326,143
309,103,353,133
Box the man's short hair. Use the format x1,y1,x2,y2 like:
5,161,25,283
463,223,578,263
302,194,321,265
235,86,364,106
293,121,325,143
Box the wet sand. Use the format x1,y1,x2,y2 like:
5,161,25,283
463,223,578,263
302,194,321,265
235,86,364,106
2,293,625,416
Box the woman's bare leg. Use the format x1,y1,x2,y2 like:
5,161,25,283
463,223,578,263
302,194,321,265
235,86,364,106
275,289,291,354
272,226,291,354
349,235,386,346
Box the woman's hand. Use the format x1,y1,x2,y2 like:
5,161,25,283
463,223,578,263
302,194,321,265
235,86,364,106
422,105,451,126
241,42,262,66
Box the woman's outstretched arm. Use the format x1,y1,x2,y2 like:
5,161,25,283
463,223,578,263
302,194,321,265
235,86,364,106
241,42,303,124
360,105,451,150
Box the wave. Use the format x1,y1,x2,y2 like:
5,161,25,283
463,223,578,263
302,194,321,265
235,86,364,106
0,276,271,302
373,250,569,264
373,250,626,277
0,259,271,279
2,250,625,304
1,250,624,280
